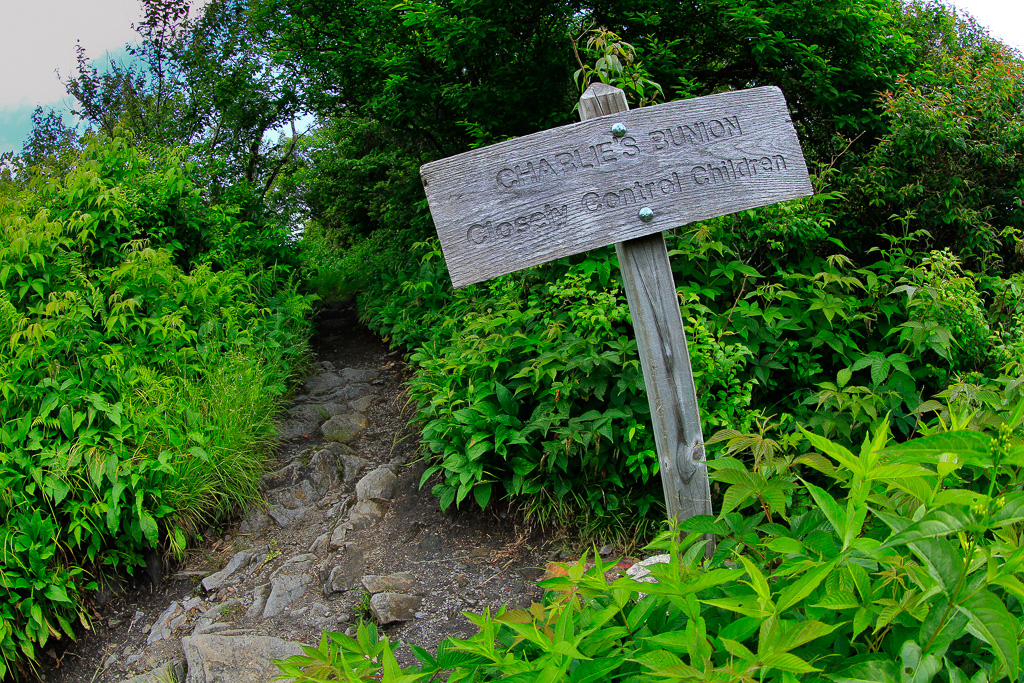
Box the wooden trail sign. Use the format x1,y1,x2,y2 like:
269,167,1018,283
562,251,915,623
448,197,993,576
420,83,812,527
421,84,811,288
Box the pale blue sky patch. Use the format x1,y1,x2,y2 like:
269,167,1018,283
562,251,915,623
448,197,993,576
0,105,40,155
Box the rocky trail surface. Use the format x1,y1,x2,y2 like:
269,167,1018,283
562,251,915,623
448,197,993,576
34,302,592,683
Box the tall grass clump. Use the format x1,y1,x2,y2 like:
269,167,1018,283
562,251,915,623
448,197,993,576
0,132,313,678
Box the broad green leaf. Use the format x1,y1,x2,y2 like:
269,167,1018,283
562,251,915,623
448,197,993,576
43,584,70,604
899,640,941,683
831,657,899,683
989,491,1024,527
852,607,873,640
801,428,863,477
140,512,159,546
761,619,839,655
766,537,805,555
883,431,993,464
776,559,838,612
739,555,773,606
722,638,755,662
473,482,492,509
880,507,979,549
701,595,770,618
813,592,861,610
761,652,818,674
957,589,1019,681
803,481,846,540
569,656,624,683
906,537,963,594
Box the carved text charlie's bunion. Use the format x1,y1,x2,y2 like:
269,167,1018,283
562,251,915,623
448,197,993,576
421,86,811,288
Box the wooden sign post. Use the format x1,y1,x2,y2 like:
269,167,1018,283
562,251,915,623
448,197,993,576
420,83,812,528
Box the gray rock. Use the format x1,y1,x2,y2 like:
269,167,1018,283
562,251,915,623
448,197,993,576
625,554,670,598
271,553,317,578
275,416,321,441
265,479,317,509
192,599,242,635
309,532,331,554
326,495,353,521
356,466,397,502
342,368,380,383
287,403,330,423
308,602,334,628
193,621,232,636
262,554,318,619
362,572,415,594
119,660,186,683
238,507,270,534
349,395,375,412
598,544,615,556
202,551,255,592
625,554,670,584
245,584,270,619
323,543,364,594
329,523,349,549
370,593,422,625
321,413,368,443
263,572,313,618
321,360,336,372
339,455,369,485
347,499,385,530
147,601,185,644
267,504,312,528
181,634,305,683
323,383,374,404
307,447,342,493
261,462,301,490
304,372,346,396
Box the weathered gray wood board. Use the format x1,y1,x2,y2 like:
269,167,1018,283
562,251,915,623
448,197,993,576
579,84,713,530
421,85,812,288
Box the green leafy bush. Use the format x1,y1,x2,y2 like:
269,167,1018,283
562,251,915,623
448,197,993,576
0,133,312,677
361,241,755,534
278,393,1024,682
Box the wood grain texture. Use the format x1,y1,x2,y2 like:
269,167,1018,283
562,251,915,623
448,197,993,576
576,84,713,529
422,84,812,287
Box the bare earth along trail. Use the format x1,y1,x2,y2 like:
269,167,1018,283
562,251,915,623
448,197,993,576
33,301,591,683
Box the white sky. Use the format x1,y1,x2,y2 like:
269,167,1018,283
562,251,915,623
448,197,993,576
951,0,1024,53
0,0,1021,154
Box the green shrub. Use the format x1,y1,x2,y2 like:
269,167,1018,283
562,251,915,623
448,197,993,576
361,241,756,534
359,202,1023,535
0,133,312,677
277,391,1024,682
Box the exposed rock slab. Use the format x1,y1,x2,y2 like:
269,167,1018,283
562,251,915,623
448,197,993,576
321,413,368,443
304,372,345,396
263,554,318,618
341,368,380,383
275,417,321,441
362,572,415,594
356,466,397,501
119,661,185,683
323,544,365,595
146,597,201,644
267,504,312,528
347,499,386,530
370,592,422,624
202,551,255,592
181,634,305,683
339,454,369,485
